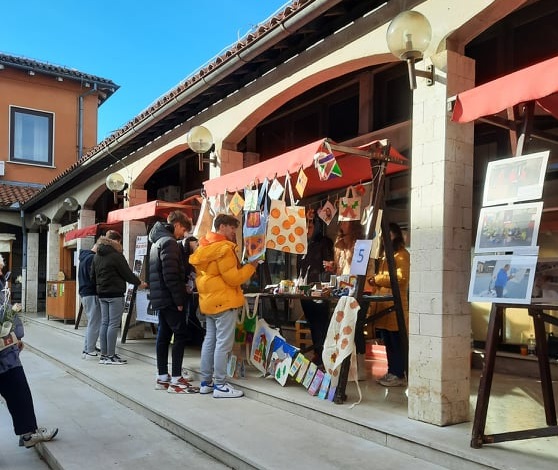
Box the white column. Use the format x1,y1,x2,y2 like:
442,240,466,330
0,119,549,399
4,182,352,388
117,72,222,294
408,50,475,425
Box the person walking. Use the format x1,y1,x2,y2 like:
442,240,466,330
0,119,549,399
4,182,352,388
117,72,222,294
189,213,259,398
0,255,58,448
148,211,198,394
367,223,410,387
78,243,100,359
91,230,145,365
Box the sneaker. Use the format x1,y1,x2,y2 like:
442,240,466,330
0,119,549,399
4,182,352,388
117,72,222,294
213,383,244,398
104,354,127,365
200,380,214,394
379,373,407,387
82,351,98,360
22,427,58,448
181,368,194,381
375,372,390,383
98,355,108,365
167,376,200,394
155,374,171,390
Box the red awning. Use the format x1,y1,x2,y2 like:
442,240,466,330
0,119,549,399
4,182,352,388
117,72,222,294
64,222,123,243
452,55,558,123
106,199,197,224
203,138,407,197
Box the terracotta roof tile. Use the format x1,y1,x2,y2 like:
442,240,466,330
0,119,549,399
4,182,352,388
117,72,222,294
0,182,44,208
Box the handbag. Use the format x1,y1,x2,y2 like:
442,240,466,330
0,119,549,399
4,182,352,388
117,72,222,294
338,185,361,221
265,176,307,255
243,179,268,262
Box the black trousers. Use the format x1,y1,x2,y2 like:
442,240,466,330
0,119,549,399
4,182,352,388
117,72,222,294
156,306,189,377
0,365,38,436
300,299,329,363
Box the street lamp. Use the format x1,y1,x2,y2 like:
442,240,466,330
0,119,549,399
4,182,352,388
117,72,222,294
186,125,218,171
386,11,434,90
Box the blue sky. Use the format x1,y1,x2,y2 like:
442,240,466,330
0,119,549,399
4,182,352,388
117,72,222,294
2,0,289,142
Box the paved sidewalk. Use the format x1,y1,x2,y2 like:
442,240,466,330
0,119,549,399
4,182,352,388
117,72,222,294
2,350,230,470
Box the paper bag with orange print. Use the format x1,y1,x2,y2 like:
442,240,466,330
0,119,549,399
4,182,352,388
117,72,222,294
265,176,307,255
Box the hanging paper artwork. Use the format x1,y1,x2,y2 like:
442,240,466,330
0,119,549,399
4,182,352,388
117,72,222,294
318,200,336,226
295,168,308,197
268,177,284,200
314,151,343,181
244,187,258,211
229,191,244,216
338,186,361,221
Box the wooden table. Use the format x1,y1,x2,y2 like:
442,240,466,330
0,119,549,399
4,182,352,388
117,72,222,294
471,302,558,448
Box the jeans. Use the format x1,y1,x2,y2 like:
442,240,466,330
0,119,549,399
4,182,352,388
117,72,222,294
200,308,238,386
81,295,100,354
0,366,38,436
156,306,189,377
99,297,124,357
376,328,405,378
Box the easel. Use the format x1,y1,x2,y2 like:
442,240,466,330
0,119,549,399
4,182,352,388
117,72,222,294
471,303,558,447
327,140,408,404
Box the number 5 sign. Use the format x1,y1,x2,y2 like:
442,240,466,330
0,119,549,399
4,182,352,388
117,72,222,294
350,239,373,275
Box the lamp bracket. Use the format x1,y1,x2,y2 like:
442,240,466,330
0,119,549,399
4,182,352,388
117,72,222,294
198,153,219,172
415,64,434,86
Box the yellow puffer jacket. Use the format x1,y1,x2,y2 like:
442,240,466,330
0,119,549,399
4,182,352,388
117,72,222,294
189,232,256,315
367,248,410,332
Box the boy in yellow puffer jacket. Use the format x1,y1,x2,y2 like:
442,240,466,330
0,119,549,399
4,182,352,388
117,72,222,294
189,214,259,398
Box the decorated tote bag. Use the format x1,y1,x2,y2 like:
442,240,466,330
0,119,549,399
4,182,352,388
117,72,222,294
338,185,362,221
193,194,215,239
265,176,307,255
243,179,268,262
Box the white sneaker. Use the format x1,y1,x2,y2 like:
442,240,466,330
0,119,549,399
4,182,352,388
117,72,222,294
213,383,244,398
199,381,214,394
181,368,194,381
22,427,58,448
82,351,98,360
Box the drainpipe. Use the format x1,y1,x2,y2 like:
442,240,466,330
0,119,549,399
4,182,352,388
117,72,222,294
78,84,98,160
20,208,27,311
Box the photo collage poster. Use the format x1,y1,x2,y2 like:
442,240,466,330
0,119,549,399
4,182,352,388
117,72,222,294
130,235,158,324
469,151,549,304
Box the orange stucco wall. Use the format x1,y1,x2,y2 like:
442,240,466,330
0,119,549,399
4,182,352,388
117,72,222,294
0,68,98,184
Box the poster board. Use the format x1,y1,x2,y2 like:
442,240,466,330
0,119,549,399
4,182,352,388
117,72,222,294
482,151,548,207
474,201,543,253
129,235,158,324
468,255,537,304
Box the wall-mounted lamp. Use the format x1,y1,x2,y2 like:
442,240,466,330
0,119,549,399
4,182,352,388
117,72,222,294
186,125,218,171
34,213,50,226
106,172,129,204
386,11,434,90
62,196,80,212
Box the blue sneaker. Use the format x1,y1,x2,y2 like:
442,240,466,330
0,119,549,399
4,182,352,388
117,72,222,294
200,381,214,394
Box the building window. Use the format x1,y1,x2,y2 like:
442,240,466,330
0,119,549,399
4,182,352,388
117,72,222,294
9,107,53,166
